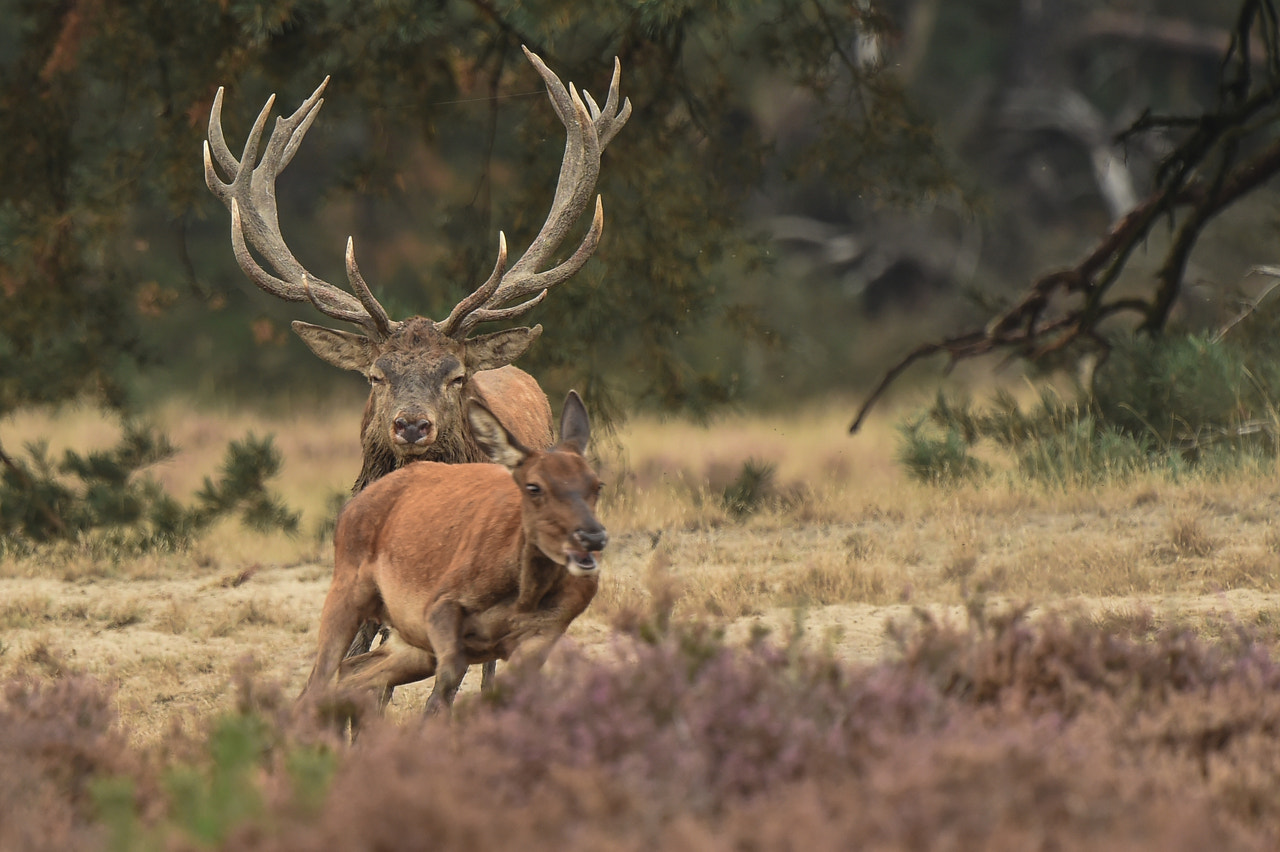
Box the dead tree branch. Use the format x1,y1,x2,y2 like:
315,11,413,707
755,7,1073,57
851,0,1280,433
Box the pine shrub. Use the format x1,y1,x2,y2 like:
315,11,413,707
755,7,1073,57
0,422,298,553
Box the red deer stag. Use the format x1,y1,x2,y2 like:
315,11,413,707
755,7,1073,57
204,48,628,665
298,390,606,717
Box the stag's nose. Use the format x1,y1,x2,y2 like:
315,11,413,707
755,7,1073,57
393,416,434,445
574,527,610,553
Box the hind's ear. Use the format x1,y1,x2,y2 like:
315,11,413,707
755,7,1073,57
558,390,590,455
468,401,531,469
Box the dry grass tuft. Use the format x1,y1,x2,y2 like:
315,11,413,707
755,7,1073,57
1168,512,1218,559
1217,552,1280,591
775,556,890,607
1264,526,1280,555
154,598,194,635
21,639,76,678
0,597,54,630
220,564,261,588
100,599,148,630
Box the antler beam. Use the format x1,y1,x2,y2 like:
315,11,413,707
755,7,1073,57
439,47,632,340
206,47,629,344
205,78,397,340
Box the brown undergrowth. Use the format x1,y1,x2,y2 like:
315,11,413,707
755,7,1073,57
3,611,1280,850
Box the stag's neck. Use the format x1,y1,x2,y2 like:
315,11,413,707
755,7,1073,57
351,440,400,494
515,541,563,612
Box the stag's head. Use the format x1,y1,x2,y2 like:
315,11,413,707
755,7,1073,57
203,48,629,471
292,316,540,462
469,390,607,576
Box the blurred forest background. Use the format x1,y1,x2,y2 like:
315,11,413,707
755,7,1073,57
0,0,1271,422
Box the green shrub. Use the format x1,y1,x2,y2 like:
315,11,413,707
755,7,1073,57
896,414,989,485
897,329,1280,487
720,458,778,517
0,421,298,553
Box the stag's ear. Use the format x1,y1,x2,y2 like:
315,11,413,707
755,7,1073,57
292,322,376,372
557,390,591,455
464,325,542,373
468,401,532,469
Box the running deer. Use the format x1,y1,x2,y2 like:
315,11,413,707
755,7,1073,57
298,391,606,716
205,48,628,665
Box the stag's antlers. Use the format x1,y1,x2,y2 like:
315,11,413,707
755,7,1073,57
204,48,630,343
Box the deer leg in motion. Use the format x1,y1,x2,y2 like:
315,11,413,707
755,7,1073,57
422,601,469,717
337,632,438,700
299,575,376,703
348,620,494,700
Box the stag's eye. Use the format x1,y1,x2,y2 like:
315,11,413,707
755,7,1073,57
367,373,385,386
449,375,466,389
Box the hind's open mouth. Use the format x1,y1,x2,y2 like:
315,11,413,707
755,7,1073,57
567,550,599,575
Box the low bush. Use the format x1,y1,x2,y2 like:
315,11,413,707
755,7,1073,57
5,610,1280,850
0,421,298,554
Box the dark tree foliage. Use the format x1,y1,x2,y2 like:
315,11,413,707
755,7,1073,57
0,0,953,423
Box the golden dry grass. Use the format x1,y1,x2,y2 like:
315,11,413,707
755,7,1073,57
4,396,1280,741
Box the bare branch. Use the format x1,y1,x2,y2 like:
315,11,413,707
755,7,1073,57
850,1,1280,433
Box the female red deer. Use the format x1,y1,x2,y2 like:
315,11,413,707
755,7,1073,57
298,391,606,716
205,48,628,666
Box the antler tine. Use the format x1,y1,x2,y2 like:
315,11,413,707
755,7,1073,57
228,200,377,335
206,87,238,177
345,238,398,338
205,78,399,339
490,83,598,299
439,233,509,338
484,195,603,316
453,290,549,339
440,48,628,338
584,57,632,149
303,276,378,332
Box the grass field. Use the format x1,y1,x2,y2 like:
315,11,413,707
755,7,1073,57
3,396,1279,734
2,394,1280,844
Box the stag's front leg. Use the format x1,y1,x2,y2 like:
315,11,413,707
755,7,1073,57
422,600,468,716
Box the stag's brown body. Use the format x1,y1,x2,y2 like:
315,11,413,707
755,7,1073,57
299,391,606,714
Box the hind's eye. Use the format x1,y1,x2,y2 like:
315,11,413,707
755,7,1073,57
368,373,385,386
449,375,465,388
525,483,543,496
